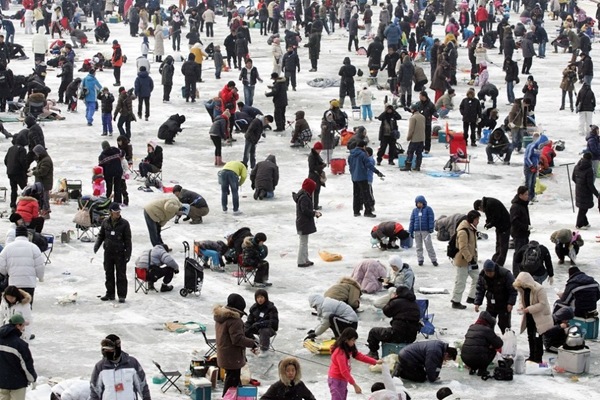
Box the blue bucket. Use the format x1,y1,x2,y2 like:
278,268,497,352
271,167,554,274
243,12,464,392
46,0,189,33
397,154,416,168
479,128,491,145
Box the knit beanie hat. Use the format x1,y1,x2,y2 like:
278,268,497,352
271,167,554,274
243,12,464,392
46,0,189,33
254,232,267,243
313,141,323,150
15,226,28,237
226,293,247,315
9,213,22,223
33,144,46,156
301,178,316,195
101,141,110,151
483,259,496,271
9,314,25,325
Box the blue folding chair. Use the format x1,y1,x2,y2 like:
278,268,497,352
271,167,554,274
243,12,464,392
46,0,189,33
237,386,258,399
416,299,435,339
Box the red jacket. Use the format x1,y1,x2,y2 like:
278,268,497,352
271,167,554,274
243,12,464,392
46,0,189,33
328,347,376,385
23,0,33,9
112,44,123,67
219,86,239,112
475,8,489,23
16,196,39,223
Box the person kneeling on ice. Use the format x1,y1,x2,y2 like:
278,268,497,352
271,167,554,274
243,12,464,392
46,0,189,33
305,294,359,339
261,356,316,400
244,289,279,354
374,256,416,308
366,286,421,360
369,360,412,400
157,114,186,144
172,185,209,224
135,244,179,292
195,240,227,270
392,341,457,382
370,221,409,249
460,311,503,378
242,232,271,287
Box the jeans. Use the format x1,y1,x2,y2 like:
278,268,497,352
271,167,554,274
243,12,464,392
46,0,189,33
200,249,222,267
538,42,546,57
523,166,537,200
242,140,257,169
220,169,239,212
85,101,96,124
511,127,525,151
438,107,450,118
144,210,163,246
243,85,255,106
583,75,593,86
406,142,424,168
101,113,113,134
361,104,373,120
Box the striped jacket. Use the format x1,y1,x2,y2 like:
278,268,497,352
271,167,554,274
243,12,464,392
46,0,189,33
90,352,150,400
0,324,36,390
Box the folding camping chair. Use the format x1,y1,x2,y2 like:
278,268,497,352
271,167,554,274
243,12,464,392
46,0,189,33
42,233,54,265
236,386,258,399
65,179,82,201
152,361,182,393
134,267,154,294
237,254,257,287
444,131,471,173
416,299,436,339
200,329,217,358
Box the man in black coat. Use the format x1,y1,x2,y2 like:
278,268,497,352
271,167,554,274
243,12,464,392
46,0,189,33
24,116,45,168
281,46,300,91
172,185,209,224
366,286,421,359
0,62,13,112
98,141,124,204
558,267,600,318
338,57,356,108
572,152,598,229
242,115,273,169
0,314,37,397
510,185,530,272
94,203,132,303
265,73,287,132
393,340,457,382
474,196,511,266
459,88,482,146
474,260,517,333
244,288,279,352
460,311,503,377
250,154,279,200
4,131,27,209
181,53,201,102
416,91,438,153
367,37,384,76
157,114,186,144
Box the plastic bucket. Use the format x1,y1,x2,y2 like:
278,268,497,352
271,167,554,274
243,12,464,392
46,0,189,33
397,154,416,168
480,128,491,145
522,135,534,148
330,158,346,175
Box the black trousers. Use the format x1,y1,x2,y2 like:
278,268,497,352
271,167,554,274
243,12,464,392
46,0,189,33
462,350,495,372
397,358,427,382
274,105,286,131
352,180,374,215
286,72,297,89
163,83,172,101
21,287,35,306
8,174,27,208
526,313,544,362
121,179,129,205
576,207,590,228
463,121,477,144
206,22,214,37
328,314,358,338
148,265,174,284
487,307,512,334
492,230,511,267
211,135,222,156
172,32,181,51
348,35,358,51
424,123,432,152
27,217,44,233
58,80,69,102
377,136,396,163
555,242,579,261
184,79,197,100
254,260,269,283
105,175,122,203
222,368,241,396
512,236,529,276
367,327,416,352
313,181,322,208
117,115,131,139
138,97,150,118
104,251,128,299
113,66,121,84
129,22,137,36
522,57,532,74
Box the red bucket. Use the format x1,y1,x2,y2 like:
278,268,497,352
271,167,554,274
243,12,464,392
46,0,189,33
330,158,346,175
163,186,174,193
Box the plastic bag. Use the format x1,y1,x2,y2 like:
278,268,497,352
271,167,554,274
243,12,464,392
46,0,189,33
240,364,251,385
525,360,552,375
500,330,517,358
318,250,343,262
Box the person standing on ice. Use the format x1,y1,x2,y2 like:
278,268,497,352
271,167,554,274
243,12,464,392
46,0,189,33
0,314,37,400
451,210,480,310
294,178,321,268
409,195,438,266
81,68,102,126
576,83,595,136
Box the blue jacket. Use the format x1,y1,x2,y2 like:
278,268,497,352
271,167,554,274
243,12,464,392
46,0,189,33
348,147,378,182
82,74,102,103
586,132,600,161
366,156,375,183
524,134,548,168
134,71,154,98
398,340,449,383
409,195,435,234
384,24,401,45
0,324,36,390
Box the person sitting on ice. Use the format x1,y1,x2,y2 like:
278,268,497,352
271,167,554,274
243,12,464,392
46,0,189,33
370,221,410,249
485,128,512,165
241,232,271,287
261,357,316,400
305,294,358,339
135,244,179,292
374,255,415,308
369,360,411,400
195,240,228,270
244,288,279,353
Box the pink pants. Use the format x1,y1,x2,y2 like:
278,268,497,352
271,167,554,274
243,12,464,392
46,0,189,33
328,377,348,400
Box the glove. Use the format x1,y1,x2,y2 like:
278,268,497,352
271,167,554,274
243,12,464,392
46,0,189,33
377,171,385,178
305,330,317,341
529,166,537,173
377,277,385,282
548,277,554,285
508,122,515,129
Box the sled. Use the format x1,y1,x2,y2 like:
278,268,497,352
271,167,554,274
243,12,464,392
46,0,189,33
303,338,335,355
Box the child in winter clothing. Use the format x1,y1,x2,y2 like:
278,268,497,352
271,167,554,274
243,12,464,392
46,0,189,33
65,77,81,112
196,240,228,270
549,229,583,265
409,195,438,266
0,286,33,340
261,357,316,400
328,327,380,400
214,45,223,79
365,147,376,208
141,34,149,58
97,87,115,136
244,288,279,352
358,86,373,121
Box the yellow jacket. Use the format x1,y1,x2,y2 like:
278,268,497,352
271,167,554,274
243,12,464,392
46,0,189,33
223,161,248,186
191,45,207,65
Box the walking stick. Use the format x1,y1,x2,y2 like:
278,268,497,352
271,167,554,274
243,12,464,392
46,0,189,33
559,162,576,213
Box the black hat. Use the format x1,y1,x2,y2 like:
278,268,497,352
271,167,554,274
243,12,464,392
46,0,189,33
254,232,267,243
15,225,28,237
9,213,23,223
568,266,581,276
101,334,122,361
113,40,119,44
172,185,182,193
109,202,121,212
226,293,247,315
271,72,279,79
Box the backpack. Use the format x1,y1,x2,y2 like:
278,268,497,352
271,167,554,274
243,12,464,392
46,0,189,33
446,228,467,259
520,243,543,274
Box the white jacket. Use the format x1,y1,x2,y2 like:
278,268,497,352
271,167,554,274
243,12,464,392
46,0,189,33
31,33,48,54
5,224,16,245
0,237,44,288
358,89,373,106
0,289,33,339
202,9,215,23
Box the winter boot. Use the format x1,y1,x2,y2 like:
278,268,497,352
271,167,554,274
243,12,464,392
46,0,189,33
399,94,406,108
160,284,174,292
406,94,412,108
414,158,422,172
216,156,225,166
400,160,412,171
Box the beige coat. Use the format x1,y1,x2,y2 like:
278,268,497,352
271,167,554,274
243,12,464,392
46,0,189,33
324,277,362,309
143,197,182,226
453,219,477,267
513,272,554,334
407,112,426,143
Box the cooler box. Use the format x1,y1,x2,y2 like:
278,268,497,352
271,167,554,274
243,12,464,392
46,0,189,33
330,158,346,175
438,131,447,143
557,348,590,374
522,135,534,148
400,236,413,249
189,378,212,400
397,154,416,169
570,317,599,340
382,342,407,357
108,16,118,23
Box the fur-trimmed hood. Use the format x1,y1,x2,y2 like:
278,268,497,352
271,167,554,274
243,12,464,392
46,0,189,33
213,304,243,323
513,271,538,290
278,356,302,386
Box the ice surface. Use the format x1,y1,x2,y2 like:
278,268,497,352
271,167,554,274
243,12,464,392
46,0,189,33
4,1,599,399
